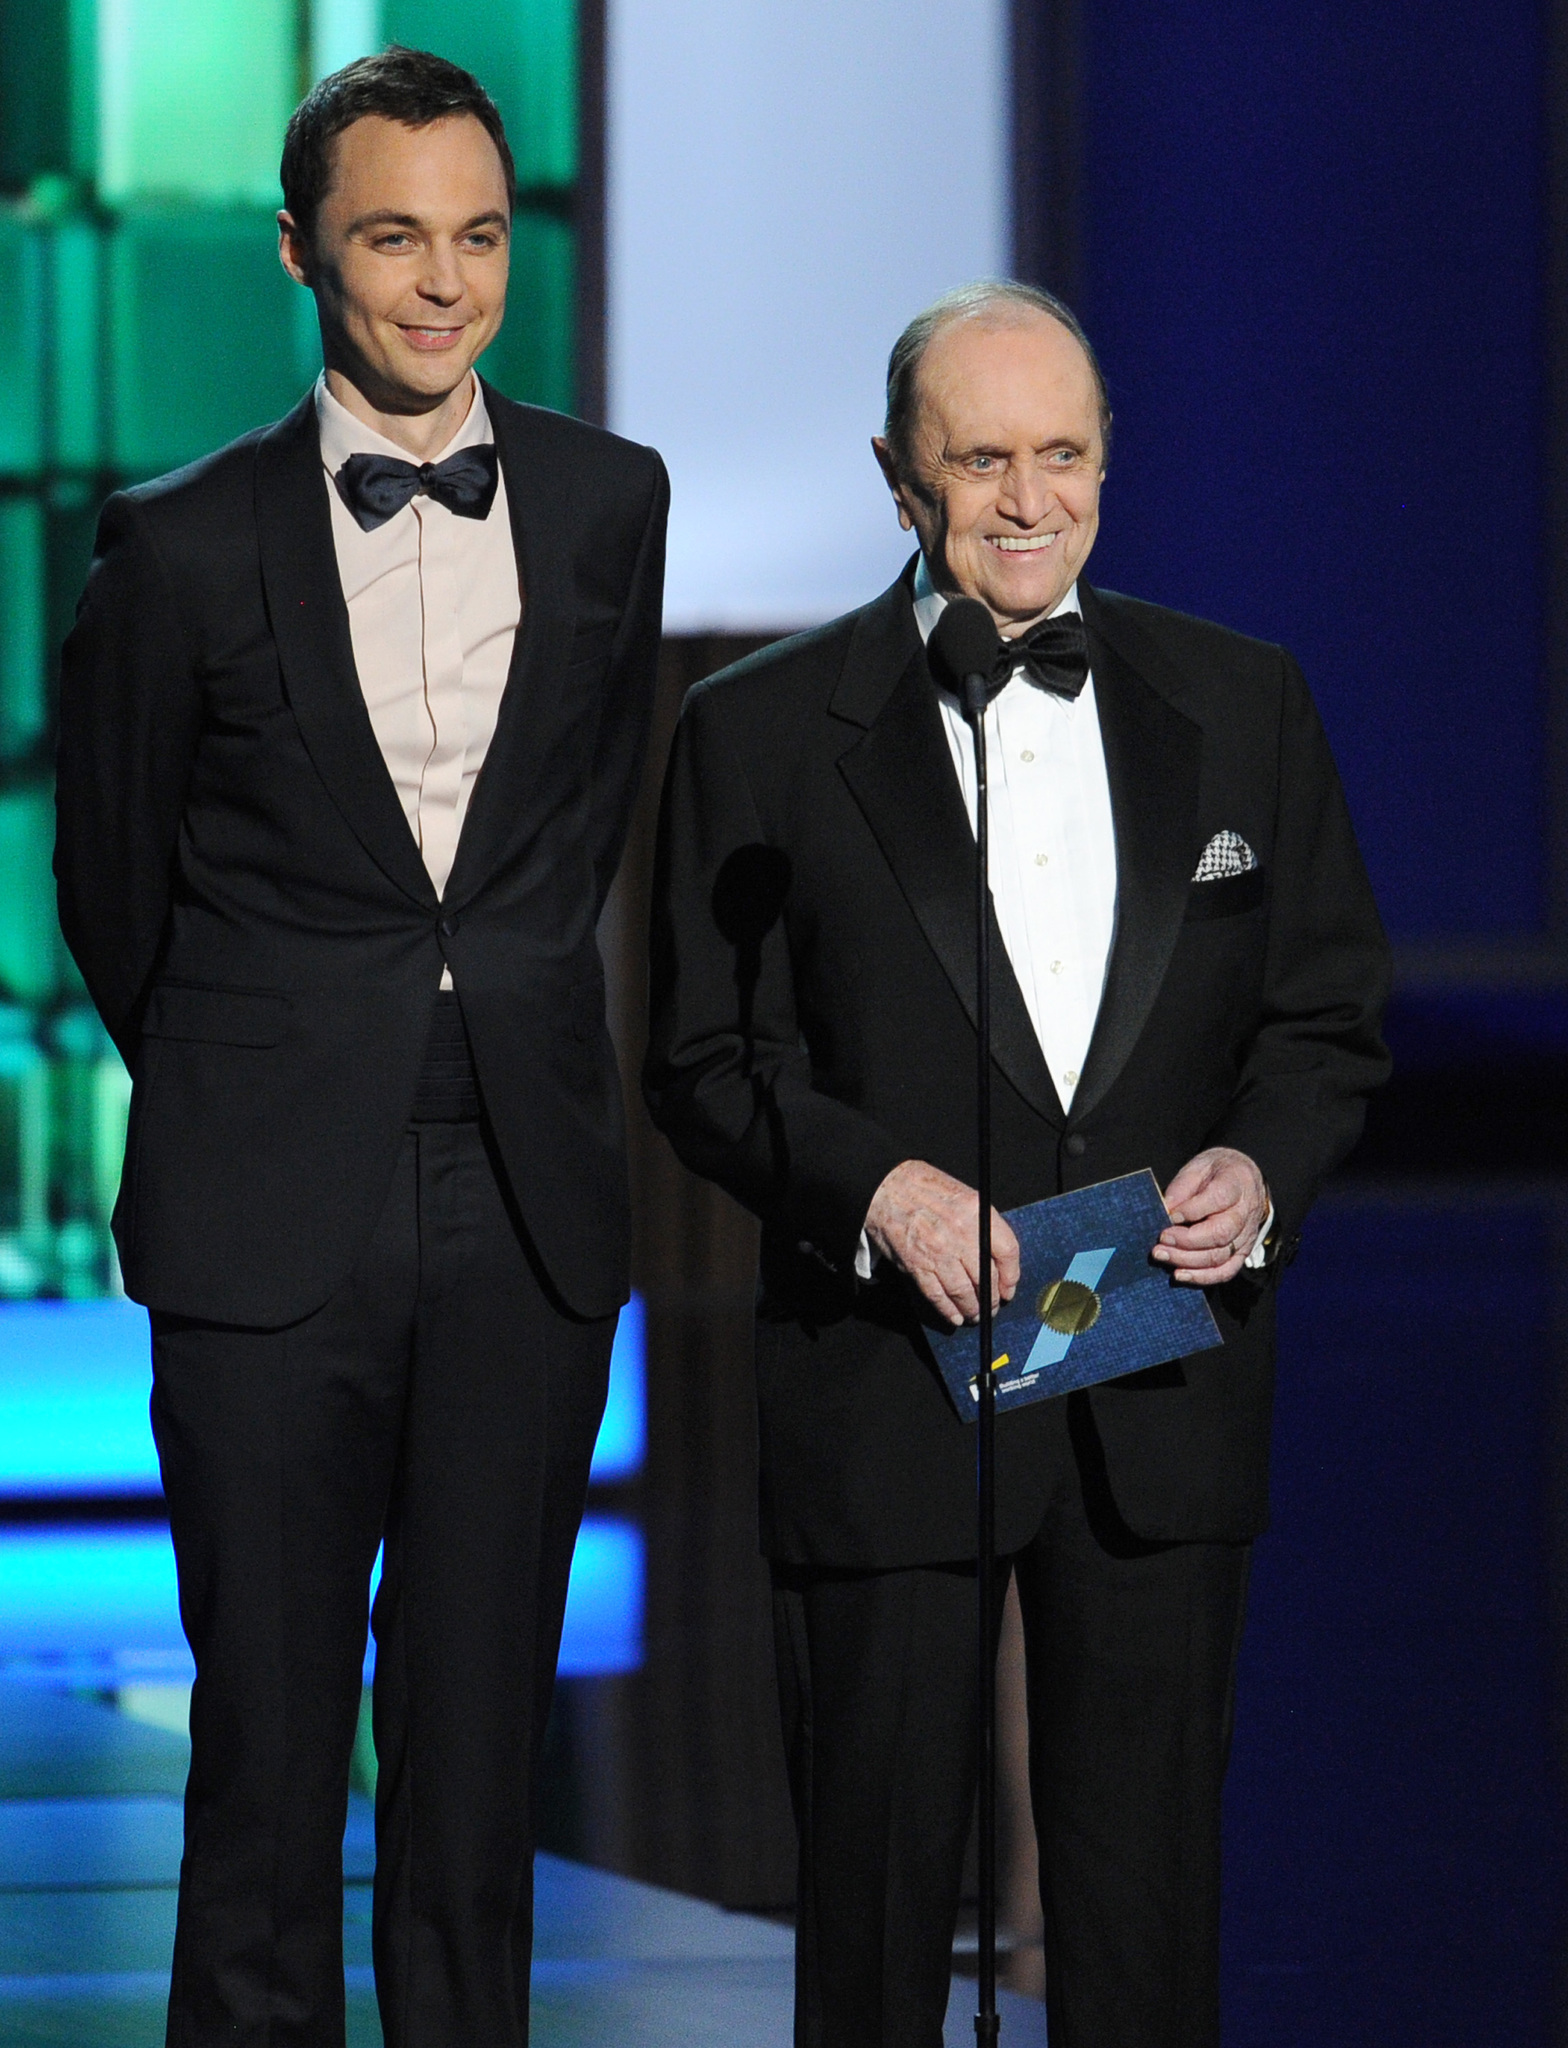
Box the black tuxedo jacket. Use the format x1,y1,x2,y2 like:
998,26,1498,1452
55,381,668,1327
645,567,1390,1563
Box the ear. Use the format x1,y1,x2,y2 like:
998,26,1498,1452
277,211,313,289
871,436,917,533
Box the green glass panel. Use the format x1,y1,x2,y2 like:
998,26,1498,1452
46,495,104,735
382,0,577,189
44,1003,123,1293
108,209,307,474
0,782,61,1005
97,0,298,204
293,277,324,389
68,0,98,183
0,0,71,192
49,218,102,470
0,1005,50,1287
479,205,573,414
91,1046,131,1224
0,499,46,760
312,0,381,82
0,220,46,476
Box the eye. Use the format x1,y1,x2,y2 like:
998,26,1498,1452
970,454,996,473
375,233,414,251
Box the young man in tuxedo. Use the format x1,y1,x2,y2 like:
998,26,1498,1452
645,283,1388,2048
55,47,667,2047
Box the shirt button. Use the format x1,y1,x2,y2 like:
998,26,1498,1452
1050,960,1064,975
1020,749,1035,763
1063,1068,1079,1086
1035,853,1049,867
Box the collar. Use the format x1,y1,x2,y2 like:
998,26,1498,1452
911,551,1083,646
314,370,493,476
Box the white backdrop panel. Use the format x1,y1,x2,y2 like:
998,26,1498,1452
607,0,1008,632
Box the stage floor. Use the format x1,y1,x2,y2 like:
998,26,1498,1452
0,1679,1047,2047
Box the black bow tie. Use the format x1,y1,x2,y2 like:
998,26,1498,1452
333,444,500,532
998,609,1090,699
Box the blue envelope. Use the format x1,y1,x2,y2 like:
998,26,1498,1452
926,1170,1223,1419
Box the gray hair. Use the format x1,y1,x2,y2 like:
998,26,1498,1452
883,280,1111,478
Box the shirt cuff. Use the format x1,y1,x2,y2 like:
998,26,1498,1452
1244,1202,1276,1269
854,1230,876,1281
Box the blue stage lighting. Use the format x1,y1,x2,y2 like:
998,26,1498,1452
0,1301,160,1496
0,1290,646,1497
0,1526,187,1675
362,1513,644,1680
590,1293,646,1482
557,1517,645,1676
0,1517,645,1680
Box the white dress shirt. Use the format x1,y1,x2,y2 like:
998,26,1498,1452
316,375,521,988
857,557,1270,1273
915,555,1115,1113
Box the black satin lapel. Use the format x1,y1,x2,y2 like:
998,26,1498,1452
255,399,436,908
443,391,574,902
828,555,924,729
1070,618,1204,1121
837,653,1063,1129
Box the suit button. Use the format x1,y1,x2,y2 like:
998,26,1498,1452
438,914,460,938
1064,1133,1087,1159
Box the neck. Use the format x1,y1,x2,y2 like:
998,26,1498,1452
996,605,1057,640
918,542,1068,641
323,366,476,460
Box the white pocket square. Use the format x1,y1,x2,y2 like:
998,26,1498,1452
1192,830,1259,883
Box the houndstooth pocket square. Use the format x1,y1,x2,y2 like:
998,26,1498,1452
1192,830,1259,883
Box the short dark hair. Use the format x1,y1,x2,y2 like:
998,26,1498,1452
884,280,1112,477
280,45,516,242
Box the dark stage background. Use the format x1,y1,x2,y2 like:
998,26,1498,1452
1012,10,1568,2040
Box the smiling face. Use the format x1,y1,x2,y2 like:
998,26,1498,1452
874,310,1106,634
278,112,509,453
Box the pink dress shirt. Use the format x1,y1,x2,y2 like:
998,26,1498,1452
315,373,522,979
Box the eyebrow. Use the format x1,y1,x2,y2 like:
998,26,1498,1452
345,208,510,235
950,437,1089,460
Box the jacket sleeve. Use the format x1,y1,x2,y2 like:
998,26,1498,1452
53,492,204,1061
643,682,905,1266
1210,649,1392,1255
589,452,670,911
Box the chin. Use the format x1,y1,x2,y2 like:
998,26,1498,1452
995,579,1065,617
395,356,473,394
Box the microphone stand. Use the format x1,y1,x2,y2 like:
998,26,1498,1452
963,666,1001,2048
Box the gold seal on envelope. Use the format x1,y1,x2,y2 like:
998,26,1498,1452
1037,1277,1102,1337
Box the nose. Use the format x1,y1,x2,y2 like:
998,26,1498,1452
998,462,1052,528
416,241,465,305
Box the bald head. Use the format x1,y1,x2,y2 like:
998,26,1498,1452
882,281,1110,482
872,289,1109,632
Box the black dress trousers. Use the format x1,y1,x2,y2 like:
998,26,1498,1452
150,1097,613,2048
773,1392,1251,2048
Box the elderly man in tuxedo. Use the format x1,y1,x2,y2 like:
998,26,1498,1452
645,282,1388,2048
54,47,666,2048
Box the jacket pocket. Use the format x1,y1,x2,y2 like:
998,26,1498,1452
141,983,290,1047
568,619,618,671
1184,867,1265,921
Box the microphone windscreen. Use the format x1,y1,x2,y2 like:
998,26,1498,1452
928,598,1001,699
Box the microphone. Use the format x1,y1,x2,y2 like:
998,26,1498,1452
928,588,1007,2041
928,598,1004,718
